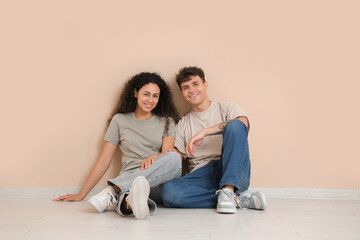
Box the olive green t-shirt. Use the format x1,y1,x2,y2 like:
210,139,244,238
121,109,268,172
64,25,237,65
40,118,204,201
105,113,175,171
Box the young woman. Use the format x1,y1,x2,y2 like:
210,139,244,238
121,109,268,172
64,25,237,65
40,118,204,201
53,72,182,220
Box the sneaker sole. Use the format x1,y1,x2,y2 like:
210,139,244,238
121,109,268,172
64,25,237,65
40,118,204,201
88,196,106,213
254,192,267,210
217,206,237,214
129,176,150,220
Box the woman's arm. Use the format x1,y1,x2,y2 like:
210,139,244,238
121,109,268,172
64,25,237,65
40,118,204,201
140,136,175,170
161,136,175,153
53,141,117,201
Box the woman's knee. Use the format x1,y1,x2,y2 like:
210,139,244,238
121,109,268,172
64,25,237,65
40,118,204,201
160,151,182,169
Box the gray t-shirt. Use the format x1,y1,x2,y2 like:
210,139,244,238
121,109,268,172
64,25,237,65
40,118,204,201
175,101,247,172
105,113,176,171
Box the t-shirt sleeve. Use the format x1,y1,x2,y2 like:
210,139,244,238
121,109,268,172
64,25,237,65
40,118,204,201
174,121,186,155
163,118,176,138
104,115,120,146
220,101,247,121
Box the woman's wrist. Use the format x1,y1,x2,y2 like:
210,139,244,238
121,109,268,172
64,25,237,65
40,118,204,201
78,191,87,199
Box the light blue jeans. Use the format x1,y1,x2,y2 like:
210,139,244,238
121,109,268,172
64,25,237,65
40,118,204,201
161,120,251,208
107,151,182,216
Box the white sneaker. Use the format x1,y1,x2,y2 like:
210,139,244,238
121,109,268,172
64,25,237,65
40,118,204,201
89,186,118,212
237,191,267,210
127,176,150,220
216,188,237,214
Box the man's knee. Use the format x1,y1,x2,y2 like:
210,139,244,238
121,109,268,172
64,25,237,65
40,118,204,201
224,119,248,133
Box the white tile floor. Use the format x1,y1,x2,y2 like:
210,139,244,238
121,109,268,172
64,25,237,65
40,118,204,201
1,198,360,240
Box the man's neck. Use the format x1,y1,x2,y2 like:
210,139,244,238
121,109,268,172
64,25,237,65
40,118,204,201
191,98,211,112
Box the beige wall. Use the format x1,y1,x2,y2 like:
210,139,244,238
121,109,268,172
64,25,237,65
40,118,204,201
0,0,359,189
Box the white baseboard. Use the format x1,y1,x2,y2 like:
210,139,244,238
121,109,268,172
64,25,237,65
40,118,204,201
0,187,359,200
0,186,104,200
250,188,360,200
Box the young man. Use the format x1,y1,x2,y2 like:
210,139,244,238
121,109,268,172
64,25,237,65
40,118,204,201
161,66,267,213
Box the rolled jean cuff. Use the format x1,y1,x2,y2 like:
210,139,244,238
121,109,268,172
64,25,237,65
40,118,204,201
115,192,157,217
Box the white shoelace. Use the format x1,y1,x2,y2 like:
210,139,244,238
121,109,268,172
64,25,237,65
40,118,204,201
237,192,252,208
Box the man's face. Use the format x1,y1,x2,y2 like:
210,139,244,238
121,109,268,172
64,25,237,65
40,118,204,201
180,75,208,107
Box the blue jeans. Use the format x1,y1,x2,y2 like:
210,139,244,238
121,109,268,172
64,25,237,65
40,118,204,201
161,120,251,208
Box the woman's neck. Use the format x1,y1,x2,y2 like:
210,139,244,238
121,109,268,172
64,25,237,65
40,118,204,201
134,109,153,120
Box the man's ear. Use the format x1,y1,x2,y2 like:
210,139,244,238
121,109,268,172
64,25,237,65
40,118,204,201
204,81,208,89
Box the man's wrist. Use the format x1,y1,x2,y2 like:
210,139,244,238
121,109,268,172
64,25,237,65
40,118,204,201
202,128,211,137
206,123,225,136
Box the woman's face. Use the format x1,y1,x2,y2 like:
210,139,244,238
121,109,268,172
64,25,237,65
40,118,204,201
135,83,160,114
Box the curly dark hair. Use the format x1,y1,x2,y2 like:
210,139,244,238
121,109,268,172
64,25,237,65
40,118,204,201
176,66,206,89
109,72,180,133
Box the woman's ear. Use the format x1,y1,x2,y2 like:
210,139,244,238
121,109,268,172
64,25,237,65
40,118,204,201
134,89,138,98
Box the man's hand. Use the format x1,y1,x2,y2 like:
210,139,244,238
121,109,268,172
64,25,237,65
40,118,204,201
141,154,159,170
186,130,206,157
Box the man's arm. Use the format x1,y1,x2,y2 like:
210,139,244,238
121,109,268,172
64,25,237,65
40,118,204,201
207,116,249,136
185,116,249,157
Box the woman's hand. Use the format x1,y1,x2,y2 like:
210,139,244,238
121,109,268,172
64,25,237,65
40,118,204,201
52,193,84,202
165,147,183,159
141,154,159,170
165,148,177,153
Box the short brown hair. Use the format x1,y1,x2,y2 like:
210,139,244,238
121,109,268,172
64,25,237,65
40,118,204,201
176,66,206,89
